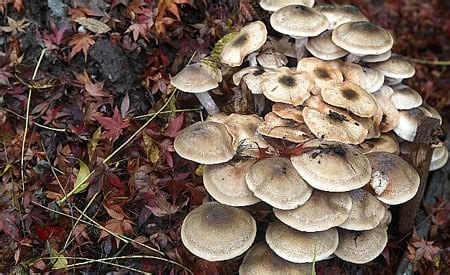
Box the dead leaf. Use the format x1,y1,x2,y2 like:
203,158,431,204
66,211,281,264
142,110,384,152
69,33,95,61
74,17,111,34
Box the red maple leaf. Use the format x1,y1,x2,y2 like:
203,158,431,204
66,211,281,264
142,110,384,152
69,33,95,61
94,107,131,142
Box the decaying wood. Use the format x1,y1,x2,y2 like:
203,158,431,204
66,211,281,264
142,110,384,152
398,117,440,234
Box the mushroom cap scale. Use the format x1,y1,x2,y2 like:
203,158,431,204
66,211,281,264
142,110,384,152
181,202,257,261
170,62,222,93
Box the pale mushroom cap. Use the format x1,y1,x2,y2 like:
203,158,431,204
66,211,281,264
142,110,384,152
260,0,315,11
272,103,304,123
373,85,400,132
239,241,313,275
266,222,339,263
362,67,385,93
302,104,368,145
203,159,260,206
315,4,369,29
321,81,378,117
332,21,394,55
245,157,313,210
297,57,344,89
305,30,348,60
170,62,222,93
420,103,442,124
370,55,416,79
339,189,386,230
257,112,312,143
257,49,288,69
390,85,423,110
335,226,388,264
174,121,235,164
261,67,312,106
359,134,400,155
291,139,372,192
181,202,257,261
270,5,329,37
430,145,448,171
367,152,420,205
361,50,392,62
220,21,268,67
393,108,426,142
274,190,352,232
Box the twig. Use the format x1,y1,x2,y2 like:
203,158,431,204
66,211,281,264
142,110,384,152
133,107,203,120
1,107,66,132
43,256,147,273
405,57,450,66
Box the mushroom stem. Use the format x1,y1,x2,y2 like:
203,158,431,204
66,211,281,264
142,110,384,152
195,92,220,115
345,53,362,63
294,37,308,59
253,94,266,115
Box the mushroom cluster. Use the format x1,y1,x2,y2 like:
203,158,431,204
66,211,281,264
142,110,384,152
171,1,448,271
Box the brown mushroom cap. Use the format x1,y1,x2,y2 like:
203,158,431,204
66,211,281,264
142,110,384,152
305,30,348,60
291,139,372,192
245,157,313,210
181,202,257,261
332,21,393,55
359,134,400,155
261,67,312,106
335,226,388,264
239,241,312,275
266,222,339,263
260,0,315,11
272,103,304,123
220,21,268,67
170,62,222,93
257,112,312,143
274,190,352,232
372,85,400,132
369,55,415,79
339,189,386,230
174,121,235,164
270,5,329,37
390,84,423,110
321,81,378,117
315,4,369,29
367,152,420,205
203,159,260,206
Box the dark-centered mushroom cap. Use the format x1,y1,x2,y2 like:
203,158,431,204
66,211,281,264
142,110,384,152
335,226,388,264
260,0,315,11
305,30,348,60
266,222,338,263
174,121,235,164
220,21,268,67
274,190,352,232
315,4,368,29
181,202,257,261
390,84,423,110
297,57,344,90
370,55,415,79
291,139,372,192
339,189,386,230
245,157,313,210
239,241,312,275
170,62,222,93
332,21,393,55
367,152,420,205
203,159,260,206
270,5,329,37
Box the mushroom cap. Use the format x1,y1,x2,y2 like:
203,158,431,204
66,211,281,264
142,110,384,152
270,5,329,37
291,139,372,192
367,152,420,205
359,134,400,155
261,67,312,106
321,81,378,117
260,0,315,11
257,49,288,69
370,55,415,79
430,145,448,171
239,241,312,275
361,50,392,63
274,190,352,232
332,21,393,55
372,85,400,132
362,67,385,93
393,108,426,142
232,67,264,86
302,101,368,145
335,226,388,264
339,189,386,230
305,30,348,60
267,36,298,58
315,4,369,29
297,57,344,89
420,103,442,124
220,21,268,67
170,62,222,93
174,121,235,164
390,84,423,110
203,159,260,206
338,62,366,89
266,222,339,263
181,202,257,261
245,157,313,210
272,103,304,123
257,112,312,143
